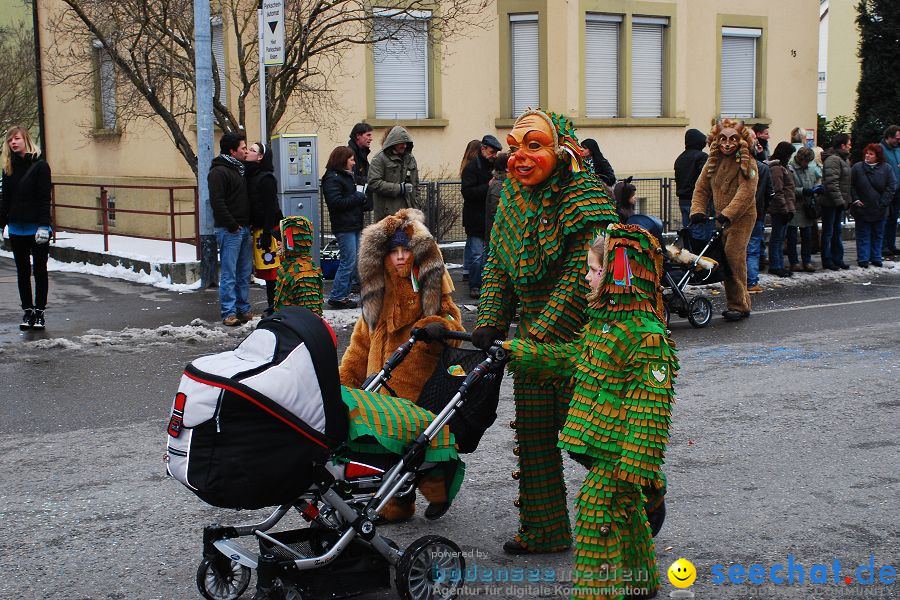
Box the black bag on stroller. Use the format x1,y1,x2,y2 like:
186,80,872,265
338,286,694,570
165,308,349,510
414,344,503,453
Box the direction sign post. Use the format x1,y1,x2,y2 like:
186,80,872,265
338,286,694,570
259,0,284,140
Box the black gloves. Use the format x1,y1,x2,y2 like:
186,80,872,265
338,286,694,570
471,326,502,351
690,213,707,225
413,322,449,342
716,214,731,227
802,187,813,197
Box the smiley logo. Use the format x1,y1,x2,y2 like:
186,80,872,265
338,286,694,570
667,558,696,588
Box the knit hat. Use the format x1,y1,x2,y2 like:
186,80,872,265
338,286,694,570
389,229,411,249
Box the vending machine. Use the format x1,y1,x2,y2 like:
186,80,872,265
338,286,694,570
271,134,321,262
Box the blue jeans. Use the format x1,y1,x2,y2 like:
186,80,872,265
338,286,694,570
330,230,360,301
883,192,899,251
216,226,253,318
679,203,691,229
768,214,790,271
820,206,845,266
746,220,765,286
465,236,485,290
856,219,885,263
786,226,813,266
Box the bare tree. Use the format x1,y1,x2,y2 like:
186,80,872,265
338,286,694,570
44,0,490,175
0,20,40,132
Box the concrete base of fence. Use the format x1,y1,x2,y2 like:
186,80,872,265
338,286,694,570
1,240,201,285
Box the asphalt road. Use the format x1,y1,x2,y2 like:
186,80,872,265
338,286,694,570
0,258,898,600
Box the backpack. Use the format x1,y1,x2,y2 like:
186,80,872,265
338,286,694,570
165,307,348,509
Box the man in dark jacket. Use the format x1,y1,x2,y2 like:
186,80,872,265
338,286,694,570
674,128,708,228
348,122,373,188
879,124,900,256
821,134,852,270
746,140,775,292
209,131,254,326
460,134,501,298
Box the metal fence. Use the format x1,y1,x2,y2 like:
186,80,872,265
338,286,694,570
319,177,676,244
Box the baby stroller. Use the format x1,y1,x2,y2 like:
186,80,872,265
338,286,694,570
661,218,726,328
165,307,506,600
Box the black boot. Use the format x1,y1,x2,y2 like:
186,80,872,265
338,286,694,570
32,309,45,330
20,308,34,331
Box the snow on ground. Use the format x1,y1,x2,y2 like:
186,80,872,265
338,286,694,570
51,231,198,263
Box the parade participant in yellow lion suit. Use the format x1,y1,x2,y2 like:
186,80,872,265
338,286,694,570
689,119,759,321
471,110,618,554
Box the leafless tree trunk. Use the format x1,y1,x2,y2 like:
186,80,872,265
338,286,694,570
44,0,490,176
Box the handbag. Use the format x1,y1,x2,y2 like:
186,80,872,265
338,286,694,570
802,196,819,219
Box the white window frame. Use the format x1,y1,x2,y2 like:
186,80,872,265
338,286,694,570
92,40,117,130
720,27,761,119
510,13,540,118
631,16,667,118
373,12,431,119
584,14,621,118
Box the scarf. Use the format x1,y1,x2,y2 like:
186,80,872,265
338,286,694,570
221,154,245,176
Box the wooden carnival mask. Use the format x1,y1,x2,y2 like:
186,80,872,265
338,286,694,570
717,126,740,156
506,113,558,187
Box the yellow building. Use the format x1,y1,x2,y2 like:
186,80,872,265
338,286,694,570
817,0,860,121
37,0,820,239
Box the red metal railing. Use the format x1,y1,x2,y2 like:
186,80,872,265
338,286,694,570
51,182,200,262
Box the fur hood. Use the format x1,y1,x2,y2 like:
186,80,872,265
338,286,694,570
357,208,445,329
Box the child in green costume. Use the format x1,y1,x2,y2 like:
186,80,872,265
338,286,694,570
504,223,677,600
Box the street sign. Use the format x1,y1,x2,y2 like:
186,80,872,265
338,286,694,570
262,0,284,66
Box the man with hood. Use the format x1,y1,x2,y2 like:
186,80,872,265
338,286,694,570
368,126,419,221
674,128,709,228
471,110,619,554
208,131,254,326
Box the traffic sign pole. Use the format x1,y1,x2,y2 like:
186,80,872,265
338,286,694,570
258,3,266,140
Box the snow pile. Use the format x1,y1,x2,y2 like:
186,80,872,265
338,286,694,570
690,260,899,295
322,309,361,330
51,232,197,263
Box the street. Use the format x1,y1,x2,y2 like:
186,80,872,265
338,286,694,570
0,259,898,600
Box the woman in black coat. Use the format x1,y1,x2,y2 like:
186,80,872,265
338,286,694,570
581,138,616,187
322,146,368,309
1,125,52,330
245,141,283,315
850,143,897,267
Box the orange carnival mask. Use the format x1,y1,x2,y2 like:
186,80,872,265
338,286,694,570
507,113,558,187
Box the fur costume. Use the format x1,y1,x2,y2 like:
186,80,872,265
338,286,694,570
274,216,323,315
476,110,619,552
690,119,758,314
505,224,677,599
665,244,718,271
340,208,464,404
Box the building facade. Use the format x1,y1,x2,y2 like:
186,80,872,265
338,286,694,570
817,0,860,121
37,0,820,238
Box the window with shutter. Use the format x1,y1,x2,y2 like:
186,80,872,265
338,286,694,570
93,40,116,129
721,27,760,119
585,14,620,118
631,17,666,118
211,18,227,107
373,15,429,119
510,14,539,118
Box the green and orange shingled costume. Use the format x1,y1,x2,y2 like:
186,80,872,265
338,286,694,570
505,224,677,599
275,216,323,315
475,110,618,552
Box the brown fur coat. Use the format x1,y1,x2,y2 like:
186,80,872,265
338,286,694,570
339,209,464,401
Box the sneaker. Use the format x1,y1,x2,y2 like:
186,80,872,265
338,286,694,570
789,263,803,272
19,308,34,331
838,262,850,270
327,297,358,310
803,263,817,272
31,309,45,330
858,261,869,269
237,311,257,323
823,262,839,271
223,314,241,326
748,284,763,294
872,260,883,267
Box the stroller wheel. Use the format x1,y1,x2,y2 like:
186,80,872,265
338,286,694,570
395,535,465,600
663,303,670,326
687,296,713,328
196,557,251,600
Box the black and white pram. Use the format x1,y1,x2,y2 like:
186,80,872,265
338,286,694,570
165,307,506,600
661,218,726,328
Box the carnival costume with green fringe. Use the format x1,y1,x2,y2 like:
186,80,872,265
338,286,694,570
275,216,323,315
476,110,619,552
505,224,677,599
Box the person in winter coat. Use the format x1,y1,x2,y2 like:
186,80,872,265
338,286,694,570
245,141,283,316
821,134,852,270
484,152,508,244
0,125,52,330
766,142,797,278
580,138,616,187
322,145,369,309
367,126,419,222
690,119,758,321
674,128,709,228
787,147,823,272
461,135,502,299
209,131,254,325
746,136,774,293
879,125,900,256
348,122,373,188
339,208,464,522
850,143,897,267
